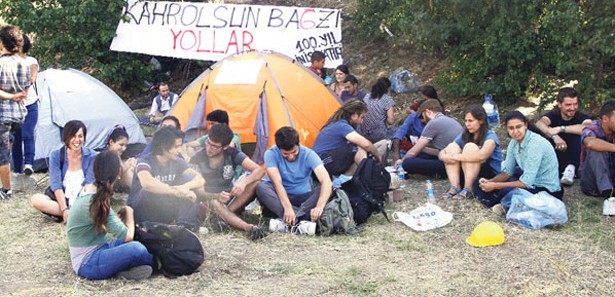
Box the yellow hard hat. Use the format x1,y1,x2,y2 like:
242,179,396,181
465,221,505,247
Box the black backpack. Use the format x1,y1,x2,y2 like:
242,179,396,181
341,156,391,225
135,222,205,278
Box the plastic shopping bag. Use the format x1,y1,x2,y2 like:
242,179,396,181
505,189,568,229
393,203,453,231
388,69,421,93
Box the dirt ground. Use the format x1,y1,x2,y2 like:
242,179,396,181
1,0,613,296
0,171,613,297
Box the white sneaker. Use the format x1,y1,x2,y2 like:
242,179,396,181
603,197,615,216
268,218,289,233
294,220,316,236
492,204,506,216
560,165,575,186
23,164,33,176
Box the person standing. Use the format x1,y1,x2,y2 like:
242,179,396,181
0,25,30,199
12,34,38,175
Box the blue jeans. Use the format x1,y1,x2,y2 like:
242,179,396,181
401,153,446,179
78,240,153,280
131,189,201,230
12,102,38,172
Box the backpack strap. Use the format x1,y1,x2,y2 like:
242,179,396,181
60,146,66,173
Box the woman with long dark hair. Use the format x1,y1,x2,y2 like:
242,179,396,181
66,150,153,280
105,125,135,189
31,120,96,222
329,64,349,96
476,111,562,209
313,99,386,176
439,104,502,199
360,77,396,143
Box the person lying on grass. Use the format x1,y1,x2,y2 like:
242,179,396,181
439,104,502,199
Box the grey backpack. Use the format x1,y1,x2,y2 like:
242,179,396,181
317,189,359,236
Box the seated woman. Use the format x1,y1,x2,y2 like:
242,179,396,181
329,64,349,97
105,125,136,190
31,120,97,223
475,111,563,208
360,77,396,143
439,104,502,199
313,99,387,178
67,150,153,280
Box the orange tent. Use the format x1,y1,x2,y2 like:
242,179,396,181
170,50,341,163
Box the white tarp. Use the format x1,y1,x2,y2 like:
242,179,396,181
110,0,343,67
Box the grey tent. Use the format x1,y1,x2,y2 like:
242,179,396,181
33,68,146,171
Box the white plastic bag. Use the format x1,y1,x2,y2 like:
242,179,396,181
506,190,568,229
393,203,453,231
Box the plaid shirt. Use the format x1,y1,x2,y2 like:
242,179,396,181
580,120,615,171
0,54,29,123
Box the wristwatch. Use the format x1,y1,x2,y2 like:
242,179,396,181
560,126,566,133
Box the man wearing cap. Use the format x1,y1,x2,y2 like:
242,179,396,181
394,99,463,178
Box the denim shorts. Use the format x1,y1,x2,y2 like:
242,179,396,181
0,122,20,165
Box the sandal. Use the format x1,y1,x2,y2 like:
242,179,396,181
442,185,461,199
453,188,475,200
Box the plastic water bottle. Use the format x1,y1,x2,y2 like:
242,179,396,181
426,180,436,204
397,168,406,189
482,95,500,129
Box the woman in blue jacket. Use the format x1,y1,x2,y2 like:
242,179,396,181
31,120,97,223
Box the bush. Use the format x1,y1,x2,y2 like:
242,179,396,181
0,0,155,96
352,0,614,106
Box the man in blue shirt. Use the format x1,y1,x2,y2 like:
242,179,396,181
340,75,367,102
256,127,332,233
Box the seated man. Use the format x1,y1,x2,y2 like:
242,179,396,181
535,87,591,185
182,109,241,159
138,115,181,158
394,99,463,178
313,100,386,178
190,124,268,240
392,99,432,164
256,127,332,234
127,126,205,232
148,83,179,124
580,101,615,216
340,75,367,102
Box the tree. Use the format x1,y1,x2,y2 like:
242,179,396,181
0,0,154,95
352,0,614,106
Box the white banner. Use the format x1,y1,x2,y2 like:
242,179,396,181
110,0,343,67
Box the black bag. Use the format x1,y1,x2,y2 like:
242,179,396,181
341,156,391,225
135,221,204,278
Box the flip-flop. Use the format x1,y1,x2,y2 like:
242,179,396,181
442,185,461,199
453,188,474,200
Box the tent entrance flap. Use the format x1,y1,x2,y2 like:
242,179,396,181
184,91,209,142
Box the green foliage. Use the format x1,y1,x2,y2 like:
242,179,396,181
352,0,614,106
0,0,154,94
